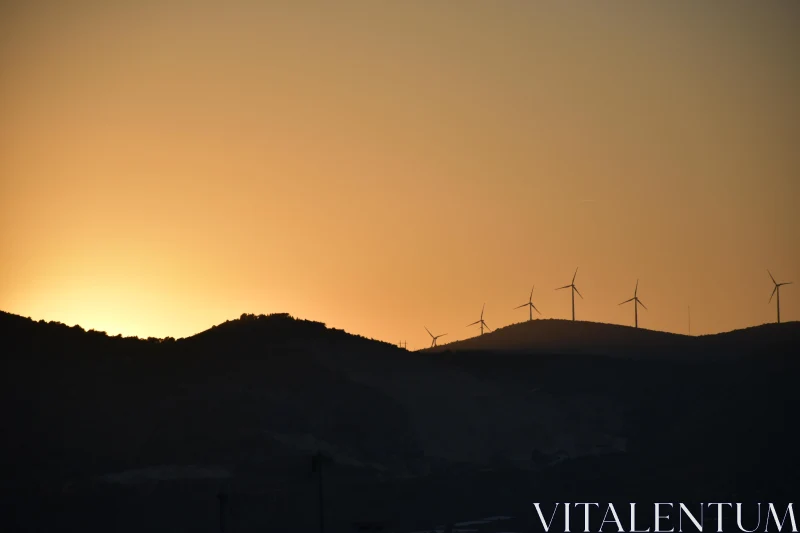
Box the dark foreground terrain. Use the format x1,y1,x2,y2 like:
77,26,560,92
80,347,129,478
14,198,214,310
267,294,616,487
1,311,798,532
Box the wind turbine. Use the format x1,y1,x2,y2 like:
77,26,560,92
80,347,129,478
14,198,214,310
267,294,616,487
619,279,647,328
768,270,793,324
467,303,491,335
556,267,583,321
514,286,541,321
424,326,447,348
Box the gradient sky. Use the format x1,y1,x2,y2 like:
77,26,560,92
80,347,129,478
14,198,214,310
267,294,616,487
2,1,799,348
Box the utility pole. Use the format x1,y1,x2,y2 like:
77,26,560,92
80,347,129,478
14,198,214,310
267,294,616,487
217,490,228,533
312,452,326,533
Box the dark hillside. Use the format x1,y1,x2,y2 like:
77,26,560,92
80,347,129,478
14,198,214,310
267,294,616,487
1,311,797,532
425,318,800,358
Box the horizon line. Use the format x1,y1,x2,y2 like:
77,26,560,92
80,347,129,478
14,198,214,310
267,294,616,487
2,309,796,347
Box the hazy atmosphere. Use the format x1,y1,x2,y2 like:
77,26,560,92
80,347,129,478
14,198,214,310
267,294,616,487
2,1,798,347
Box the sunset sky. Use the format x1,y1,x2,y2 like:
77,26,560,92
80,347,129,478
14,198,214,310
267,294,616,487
2,1,798,348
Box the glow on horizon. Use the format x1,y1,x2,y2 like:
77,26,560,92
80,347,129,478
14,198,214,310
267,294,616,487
1,2,798,348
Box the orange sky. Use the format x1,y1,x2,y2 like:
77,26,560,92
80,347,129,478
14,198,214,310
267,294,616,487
1,1,798,349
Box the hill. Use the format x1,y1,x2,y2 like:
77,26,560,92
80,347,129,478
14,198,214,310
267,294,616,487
0,311,625,478
1,310,798,532
423,318,800,357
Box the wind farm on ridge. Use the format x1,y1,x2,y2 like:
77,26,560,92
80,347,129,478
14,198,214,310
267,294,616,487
417,268,793,351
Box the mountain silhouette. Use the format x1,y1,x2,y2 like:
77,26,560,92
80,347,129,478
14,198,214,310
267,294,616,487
423,318,800,357
1,310,797,532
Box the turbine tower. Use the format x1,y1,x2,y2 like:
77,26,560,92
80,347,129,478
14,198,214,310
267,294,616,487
556,267,583,321
768,270,793,324
619,279,647,328
514,286,541,321
424,326,447,348
467,303,491,335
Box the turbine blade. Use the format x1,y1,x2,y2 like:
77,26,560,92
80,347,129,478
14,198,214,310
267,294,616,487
574,286,584,299
424,326,433,338
781,281,793,286
467,320,480,327
481,303,485,318
769,286,777,303
572,267,578,284
513,303,528,310
529,286,534,301
483,321,491,331
637,298,648,310
619,297,635,305
532,304,542,315
768,270,777,285
635,279,639,296
556,285,571,290
440,333,448,338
